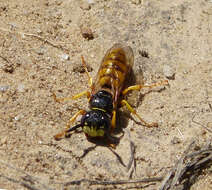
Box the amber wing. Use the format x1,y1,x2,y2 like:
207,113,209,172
93,43,134,106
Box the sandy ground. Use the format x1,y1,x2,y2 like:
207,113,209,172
0,0,212,189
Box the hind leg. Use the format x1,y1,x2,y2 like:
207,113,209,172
120,99,158,128
122,80,168,95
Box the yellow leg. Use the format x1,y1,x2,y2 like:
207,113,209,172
52,90,91,103
122,80,168,95
81,56,93,88
120,99,158,128
72,91,91,100
111,110,116,132
54,110,86,140
109,143,116,149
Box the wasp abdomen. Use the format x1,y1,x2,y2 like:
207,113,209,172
98,49,130,89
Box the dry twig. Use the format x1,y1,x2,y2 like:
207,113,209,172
64,177,163,186
159,140,212,190
192,113,212,133
0,27,69,52
0,160,54,190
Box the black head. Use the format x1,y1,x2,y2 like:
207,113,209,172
89,90,113,113
80,110,111,137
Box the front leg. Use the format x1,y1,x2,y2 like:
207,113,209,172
52,90,91,103
54,109,86,140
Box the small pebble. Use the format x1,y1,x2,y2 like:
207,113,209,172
171,136,181,144
38,140,43,144
87,0,94,4
17,84,25,92
9,22,17,30
131,0,141,5
80,26,94,40
207,122,212,128
66,171,73,176
34,47,46,55
60,53,70,61
80,1,91,10
163,65,175,80
0,136,7,145
0,85,9,92
3,64,14,73
14,114,23,121
0,6,7,12
36,29,42,34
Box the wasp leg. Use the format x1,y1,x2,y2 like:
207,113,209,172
109,143,116,149
52,90,91,103
122,80,169,95
54,109,86,140
81,55,93,89
107,134,117,149
120,99,158,128
72,91,91,100
111,110,116,132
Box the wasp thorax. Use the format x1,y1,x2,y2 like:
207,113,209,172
89,90,113,113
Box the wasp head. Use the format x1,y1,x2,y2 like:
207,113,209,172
81,110,111,137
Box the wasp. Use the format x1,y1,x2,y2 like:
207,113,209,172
53,43,168,147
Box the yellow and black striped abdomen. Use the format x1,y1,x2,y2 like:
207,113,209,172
98,54,128,89
96,44,134,91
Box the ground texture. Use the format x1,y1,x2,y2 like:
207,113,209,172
0,0,212,189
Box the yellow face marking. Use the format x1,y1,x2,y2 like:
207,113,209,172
83,126,105,137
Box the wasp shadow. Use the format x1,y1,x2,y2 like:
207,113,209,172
113,66,145,135
79,136,126,168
